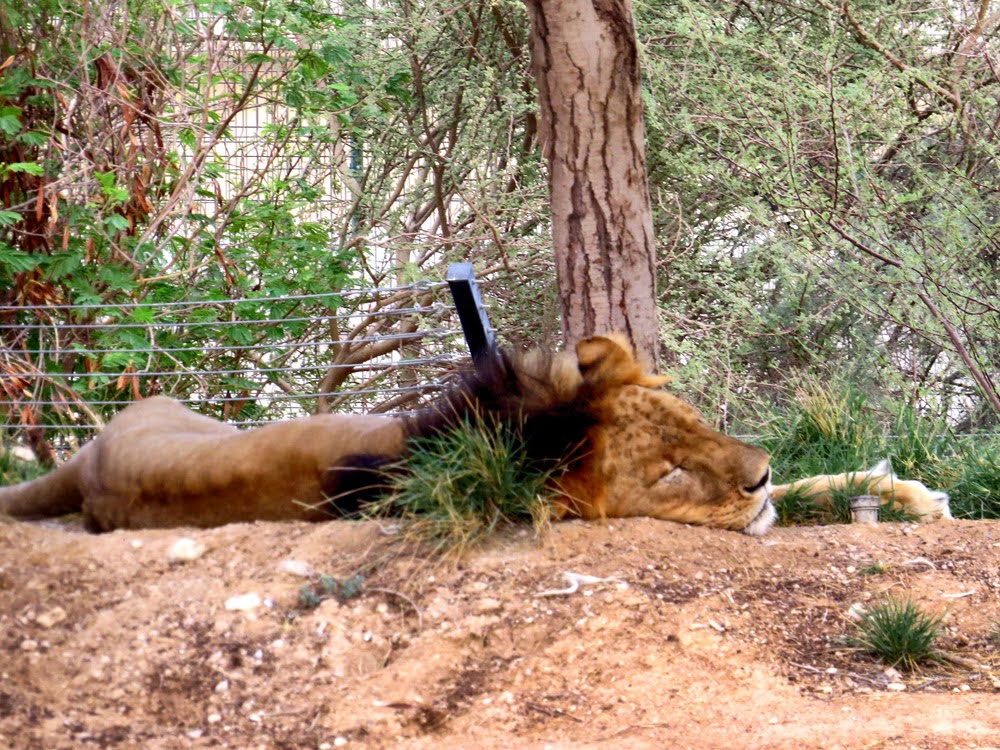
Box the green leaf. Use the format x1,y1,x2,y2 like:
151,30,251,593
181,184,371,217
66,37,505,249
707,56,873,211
42,251,83,280
3,162,44,176
17,130,49,147
0,246,38,273
0,107,21,136
104,214,131,231
227,325,254,345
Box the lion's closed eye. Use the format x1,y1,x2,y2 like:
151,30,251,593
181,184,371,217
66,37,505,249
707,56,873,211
656,466,685,485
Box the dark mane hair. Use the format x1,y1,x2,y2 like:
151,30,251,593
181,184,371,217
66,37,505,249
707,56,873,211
322,348,597,515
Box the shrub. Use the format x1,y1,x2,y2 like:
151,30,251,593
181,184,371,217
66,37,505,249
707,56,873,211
850,597,943,671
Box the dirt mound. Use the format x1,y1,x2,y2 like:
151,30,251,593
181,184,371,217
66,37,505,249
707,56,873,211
2,517,999,749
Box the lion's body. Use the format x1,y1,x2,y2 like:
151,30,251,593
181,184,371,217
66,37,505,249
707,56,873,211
1,335,776,534
0,397,404,531
771,459,952,521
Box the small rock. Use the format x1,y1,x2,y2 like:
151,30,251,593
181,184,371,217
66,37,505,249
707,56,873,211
474,597,503,614
886,682,906,691
187,729,203,739
846,603,867,621
207,713,222,723
215,680,230,693
168,538,205,563
20,639,38,651
35,607,68,629
334,738,348,748
11,445,35,462
224,593,261,611
279,559,315,578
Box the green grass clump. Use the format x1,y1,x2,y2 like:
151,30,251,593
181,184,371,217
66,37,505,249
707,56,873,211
368,416,556,553
761,377,874,480
850,597,943,671
298,574,365,610
944,442,1000,519
0,445,46,486
858,561,890,576
750,376,1000,523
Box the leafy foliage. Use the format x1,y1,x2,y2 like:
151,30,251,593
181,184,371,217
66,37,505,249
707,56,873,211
637,0,1000,431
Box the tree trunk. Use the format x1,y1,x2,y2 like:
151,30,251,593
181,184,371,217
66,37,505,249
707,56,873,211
524,0,660,366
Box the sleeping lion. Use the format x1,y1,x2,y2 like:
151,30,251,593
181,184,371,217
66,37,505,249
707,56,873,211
770,459,952,521
0,334,777,534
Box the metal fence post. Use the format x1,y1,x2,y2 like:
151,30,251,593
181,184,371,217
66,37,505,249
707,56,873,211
446,263,497,366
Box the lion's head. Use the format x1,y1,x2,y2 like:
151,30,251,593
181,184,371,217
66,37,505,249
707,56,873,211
405,334,775,535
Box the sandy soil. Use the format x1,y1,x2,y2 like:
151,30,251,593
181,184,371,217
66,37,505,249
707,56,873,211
2,516,999,749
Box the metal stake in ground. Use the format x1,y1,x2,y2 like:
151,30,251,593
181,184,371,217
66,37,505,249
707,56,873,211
447,263,497,367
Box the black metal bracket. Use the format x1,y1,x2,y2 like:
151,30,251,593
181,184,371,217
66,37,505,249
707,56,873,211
446,262,497,366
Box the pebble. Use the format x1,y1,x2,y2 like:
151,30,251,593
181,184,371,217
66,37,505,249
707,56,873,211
474,597,503,614
279,559,315,578
846,603,867,621
35,607,68,629
224,593,261,611
20,639,38,651
168,538,206,563
886,682,906,691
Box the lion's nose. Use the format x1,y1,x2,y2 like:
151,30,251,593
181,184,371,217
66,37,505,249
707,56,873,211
743,468,770,494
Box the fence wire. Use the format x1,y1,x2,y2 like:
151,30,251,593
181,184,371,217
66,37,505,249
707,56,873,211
0,279,468,441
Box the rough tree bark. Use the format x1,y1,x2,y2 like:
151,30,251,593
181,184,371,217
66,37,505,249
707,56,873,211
523,0,660,366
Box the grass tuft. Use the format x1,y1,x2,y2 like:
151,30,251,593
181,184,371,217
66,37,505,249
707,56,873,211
752,376,1000,523
366,415,557,554
772,480,917,526
298,574,365,610
858,561,890,576
850,597,943,671
0,445,46,486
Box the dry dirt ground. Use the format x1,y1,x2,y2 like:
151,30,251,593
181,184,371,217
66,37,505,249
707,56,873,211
2,516,1000,750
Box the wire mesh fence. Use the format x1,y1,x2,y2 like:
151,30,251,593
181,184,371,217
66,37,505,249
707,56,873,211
0,278,471,449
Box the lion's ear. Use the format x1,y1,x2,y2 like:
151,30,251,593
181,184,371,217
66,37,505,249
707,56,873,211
575,334,669,390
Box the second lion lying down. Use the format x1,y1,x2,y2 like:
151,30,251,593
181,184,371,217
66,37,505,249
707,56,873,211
770,459,951,521
1,335,777,534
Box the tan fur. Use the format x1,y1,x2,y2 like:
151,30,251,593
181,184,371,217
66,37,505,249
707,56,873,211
770,459,952,521
1,335,776,534
0,398,404,531
554,365,774,535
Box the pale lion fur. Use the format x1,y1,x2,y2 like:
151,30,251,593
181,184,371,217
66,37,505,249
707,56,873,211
770,459,952,521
